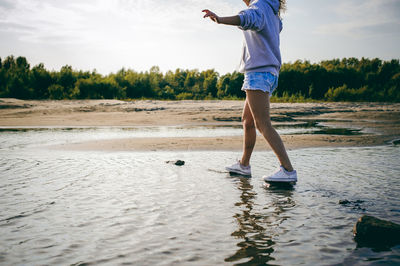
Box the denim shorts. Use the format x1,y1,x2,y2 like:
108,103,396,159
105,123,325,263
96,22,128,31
241,72,278,94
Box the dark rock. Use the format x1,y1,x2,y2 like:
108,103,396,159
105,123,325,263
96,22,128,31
339,199,350,205
392,139,400,145
339,199,366,211
0,104,33,109
353,215,400,248
166,160,185,166
126,107,165,112
270,116,296,122
174,160,185,166
213,116,241,122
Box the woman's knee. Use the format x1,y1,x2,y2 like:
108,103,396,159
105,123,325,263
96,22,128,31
254,119,273,133
242,116,255,130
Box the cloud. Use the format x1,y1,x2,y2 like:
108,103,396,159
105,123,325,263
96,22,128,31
0,0,239,45
0,0,244,69
315,0,400,38
0,21,35,33
1,0,86,43
0,0,15,10
0,0,244,73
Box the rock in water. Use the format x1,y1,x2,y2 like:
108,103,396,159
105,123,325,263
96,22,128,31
166,160,185,166
353,215,400,247
339,199,350,205
174,160,185,166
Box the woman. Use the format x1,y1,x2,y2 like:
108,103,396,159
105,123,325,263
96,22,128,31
203,0,297,182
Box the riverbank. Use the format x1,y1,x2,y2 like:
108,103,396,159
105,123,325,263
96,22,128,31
1,98,399,151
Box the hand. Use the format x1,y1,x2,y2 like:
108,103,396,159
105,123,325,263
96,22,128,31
202,9,219,23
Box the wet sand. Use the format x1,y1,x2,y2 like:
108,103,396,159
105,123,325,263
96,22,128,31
1,98,399,151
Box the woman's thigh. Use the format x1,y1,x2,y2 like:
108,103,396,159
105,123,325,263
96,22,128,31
245,90,271,125
242,99,254,123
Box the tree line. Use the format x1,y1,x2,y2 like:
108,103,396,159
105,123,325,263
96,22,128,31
0,55,399,102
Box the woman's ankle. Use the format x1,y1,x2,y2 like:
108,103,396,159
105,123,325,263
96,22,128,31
240,159,250,167
281,165,294,172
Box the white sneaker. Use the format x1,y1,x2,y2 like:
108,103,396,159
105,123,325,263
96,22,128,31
225,161,251,176
263,166,297,182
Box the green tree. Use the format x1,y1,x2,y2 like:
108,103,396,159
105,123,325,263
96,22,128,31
149,66,162,98
48,84,65,100
201,69,218,97
217,73,230,98
4,56,32,99
74,75,124,99
57,65,77,98
227,72,244,97
0,57,5,97
31,63,52,99
1,54,399,102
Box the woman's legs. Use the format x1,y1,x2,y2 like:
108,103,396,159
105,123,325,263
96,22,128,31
240,100,256,166
245,90,294,172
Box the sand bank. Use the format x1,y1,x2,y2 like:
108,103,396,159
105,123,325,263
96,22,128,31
1,98,399,151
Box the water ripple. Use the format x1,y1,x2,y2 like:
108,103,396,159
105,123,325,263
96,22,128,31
0,145,399,265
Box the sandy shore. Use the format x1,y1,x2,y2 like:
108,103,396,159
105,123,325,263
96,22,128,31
1,98,399,151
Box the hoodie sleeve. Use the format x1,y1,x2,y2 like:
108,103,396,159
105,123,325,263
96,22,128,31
238,4,265,31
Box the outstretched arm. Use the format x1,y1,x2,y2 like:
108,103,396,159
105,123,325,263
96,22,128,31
202,9,241,26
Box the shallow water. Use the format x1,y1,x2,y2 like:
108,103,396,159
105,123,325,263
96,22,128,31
0,122,364,151
1,130,400,265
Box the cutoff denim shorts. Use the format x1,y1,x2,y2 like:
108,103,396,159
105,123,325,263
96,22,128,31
241,72,278,95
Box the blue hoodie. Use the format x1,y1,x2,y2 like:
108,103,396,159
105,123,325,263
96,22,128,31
238,0,282,75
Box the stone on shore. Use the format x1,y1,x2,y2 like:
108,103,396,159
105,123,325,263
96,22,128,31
353,215,400,247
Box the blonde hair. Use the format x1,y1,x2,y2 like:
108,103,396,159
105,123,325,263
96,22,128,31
279,0,286,17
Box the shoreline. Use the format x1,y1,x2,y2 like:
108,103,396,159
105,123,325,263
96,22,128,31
49,134,396,152
1,98,399,151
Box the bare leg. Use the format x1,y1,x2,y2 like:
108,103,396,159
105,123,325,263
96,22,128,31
246,90,294,172
241,100,256,166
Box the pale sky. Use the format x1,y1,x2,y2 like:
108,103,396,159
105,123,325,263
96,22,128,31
1,0,399,74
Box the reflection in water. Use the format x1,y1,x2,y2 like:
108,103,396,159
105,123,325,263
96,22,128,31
1,143,399,265
225,176,295,265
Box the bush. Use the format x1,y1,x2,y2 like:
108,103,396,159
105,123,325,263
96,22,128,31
74,77,124,99
324,85,373,101
176,92,193,100
1,55,399,102
48,84,65,100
